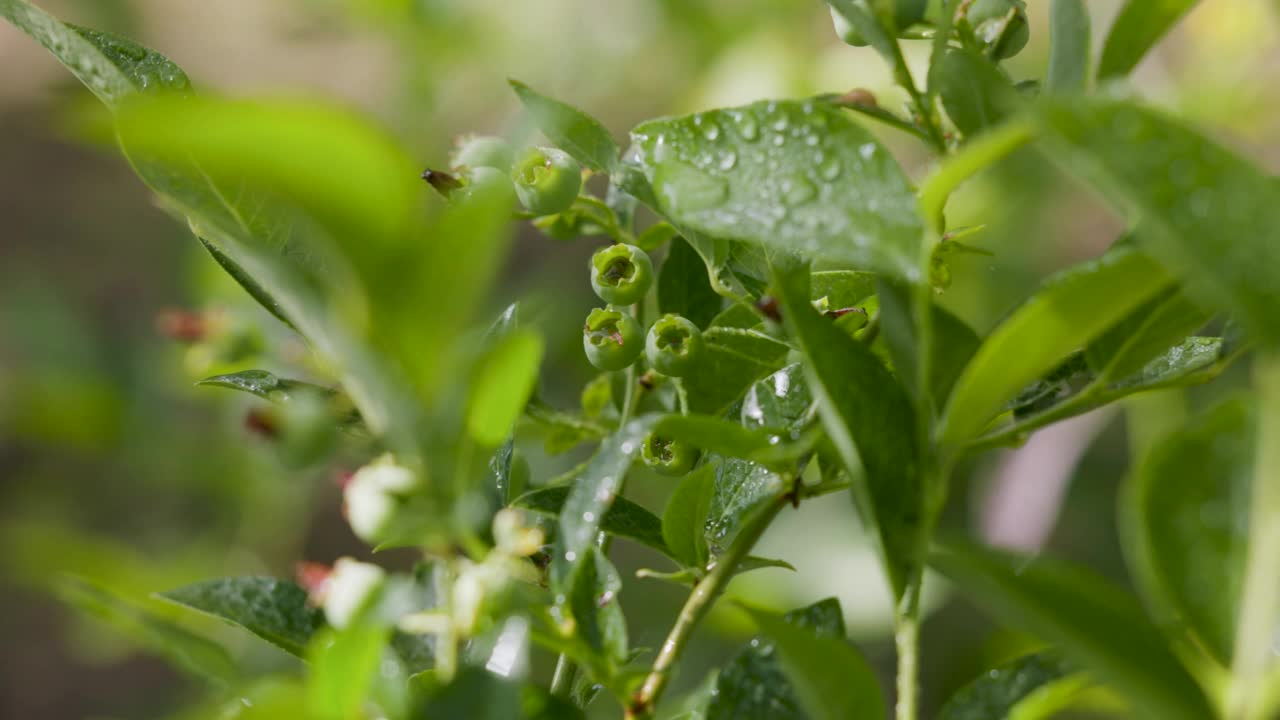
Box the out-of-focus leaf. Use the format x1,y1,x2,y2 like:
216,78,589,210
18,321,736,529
1047,0,1091,93
1097,0,1200,80
809,270,877,309
933,47,1019,138
1085,289,1210,378
775,264,921,601
307,623,391,720
514,485,668,556
940,245,1172,449
159,577,322,658
419,666,583,720
659,236,723,329
931,541,1214,720
937,652,1084,720
510,79,618,173
707,598,847,720
629,98,923,282
568,546,628,673
58,578,237,686
524,400,610,454
654,414,794,464
681,325,790,415
1126,398,1253,666
877,281,982,407
467,329,545,447
197,236,294,329
1036,98,1280,347
826,0,906,72
663,463,717,568
739,605,885,720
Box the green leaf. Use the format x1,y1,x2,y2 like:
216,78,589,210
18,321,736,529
197,236,294,329
1097,0,1200,80
682,324,790,415
877,281,982,407
307,623,390,720
197,369,333,402
514,485,669,556
1084,289,1211,379
775,264,921,600
707,598,847,720
937,652,1084,720
568,546,628,671
1035,97,1280,346
57,578,237,686
659,236,723,329
1125,398,1254,666
550,418,659,591
739,604,885,720
940,245,1173,449
524,400,610,454
705,457,790,560
509,79,619,173
1047,0,1091,93
931,541,1214,720
809,270,877,309
663,463,717,568
933,47,1020,138
740,363,814,433
655,414,796,465
630,98,924,282
467,328,545,447
826,0,904,70
159,577,322,658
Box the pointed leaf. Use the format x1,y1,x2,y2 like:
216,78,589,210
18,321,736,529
740,605,885,720
940,245,1172,448
938,652,1083,720
568,546,628,670
659,236,723,329
159,577,323,658
510,79,618,173
931,541,1214,720
630,98,923,281
682,324,790,415
1047,0,1091,93
1097,0,1201,80
663,463,717,567
933,47,1020,138
467,328,545,447
775,264,921,600
1036,97,1280,346
707,598,847,720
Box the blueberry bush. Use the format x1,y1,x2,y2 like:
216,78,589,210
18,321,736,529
4,0,1278,718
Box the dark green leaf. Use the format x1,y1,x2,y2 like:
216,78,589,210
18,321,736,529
937,652,1083,720
878,280,982,407
1036,97,1280,346
1047,0,1091,93
568,546,628,670
1097,0,1200,80
940,245,1172,448
1126,398,1253,665
630,98,923,281
933,47,1020,138
707,598,847,720
931,541,1214,720
659,236,723,329
509,79,619,173
654,414,791,464
1085,288,1210,378
663,463,717,567
739,605,885,720
705,457,789,560
739,364,813,433
58,578,237,686
159,577,322,658
775,264,921,600
514,485,669,556
681,325,790,416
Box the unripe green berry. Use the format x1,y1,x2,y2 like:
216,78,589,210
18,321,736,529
641,433,699,476
645,314,704,377
968,0,1029,59
583,307,644,371
590,243,654,306
512,146,582,215
451,134,514,171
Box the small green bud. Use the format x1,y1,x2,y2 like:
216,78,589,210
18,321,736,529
583,307,644,371
968,0,1029,59
590,243,654,306
450,134,514,171
641,433,700,476
323,558,386,630
511,146,582,215
644,314,704,377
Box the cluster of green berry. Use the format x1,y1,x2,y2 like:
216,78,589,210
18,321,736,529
584,243,703,476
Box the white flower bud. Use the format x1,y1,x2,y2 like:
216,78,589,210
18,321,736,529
344,454,420,544
355,454,420,494
323,558,385,630
492,509,545,558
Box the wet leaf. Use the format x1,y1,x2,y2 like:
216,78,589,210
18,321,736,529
514,485,669,557
937,652,1083,720
510,79,619,173
159,577,322,658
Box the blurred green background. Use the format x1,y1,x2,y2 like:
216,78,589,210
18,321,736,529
2,1,1278,717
